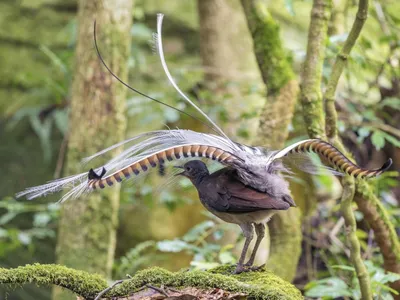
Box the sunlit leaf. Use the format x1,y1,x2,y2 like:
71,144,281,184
305,277,352,298
0,212,17,225
331,265,355,272
157,239,192,252
190,261,220,270
183,220,215,242
371,130,386,150
284,0,295,16
17,232,32,245
33,213,51,227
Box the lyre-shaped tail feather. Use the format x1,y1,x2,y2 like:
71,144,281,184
89,144,241,190
285,139,392,179
16,130,242,202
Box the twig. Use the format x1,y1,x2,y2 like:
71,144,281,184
94,279,125,300
329,217,351,257
325,0,369,140
146,284,169,297
54,132,69,178
363,229,374,260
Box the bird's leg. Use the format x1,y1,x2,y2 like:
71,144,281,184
234,223,254,274
244,223,265,268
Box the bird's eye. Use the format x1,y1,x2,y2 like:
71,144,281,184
186,167,191,171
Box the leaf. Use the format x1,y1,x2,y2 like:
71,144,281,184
331,265,355,272
39,45,68,75
305,277,352,298
183,221,215,242
190,261,220,270
284,0,295,16
330,33,349,44
0,228,8,238
29,115,53,162
53,110,69,135
163,108,180,123
219,251,235,264
157,240,192,252
379,97,400,110
355,229,368,239
380,132,400,148
33,213,51,227
17,232,32,245
0,212,17,225
371,130,386,150
357,127,370,142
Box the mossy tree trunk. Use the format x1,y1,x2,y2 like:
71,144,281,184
53,0,132,299
197,0,264,138
241,0,301,282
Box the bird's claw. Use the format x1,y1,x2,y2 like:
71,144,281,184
244,260,254,267
233,264,265,274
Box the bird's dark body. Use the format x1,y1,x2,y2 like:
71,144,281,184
194,168,294,213
177,160,296,273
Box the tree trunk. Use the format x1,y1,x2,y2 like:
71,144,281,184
197,0,263,138
53,0,132,299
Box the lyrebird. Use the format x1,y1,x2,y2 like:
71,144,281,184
17,14,392,273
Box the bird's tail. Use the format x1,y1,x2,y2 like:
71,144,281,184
16,130,242,202
276,139,392,179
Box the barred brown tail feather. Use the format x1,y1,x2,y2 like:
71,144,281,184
289,139,392,179
88,144,240,189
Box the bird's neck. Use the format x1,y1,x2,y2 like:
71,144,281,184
191,172,209,186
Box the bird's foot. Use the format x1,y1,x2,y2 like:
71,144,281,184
249,264,265,271
244,260,254,267
232,264,265,274
232,264,246,274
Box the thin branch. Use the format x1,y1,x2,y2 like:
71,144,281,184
325,0,368,140
95,279,125,300
340,176,372,300
321,0,374,298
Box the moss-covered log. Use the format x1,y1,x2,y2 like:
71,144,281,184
54,0,132,299
241,0,301,281
0,263,303,299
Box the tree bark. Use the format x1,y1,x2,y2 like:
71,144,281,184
241,0,301,281
197,0,263,138
53,0,132,299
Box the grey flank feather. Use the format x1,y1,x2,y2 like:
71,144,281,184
155,14,234,144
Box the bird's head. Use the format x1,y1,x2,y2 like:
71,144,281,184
175,160,210,180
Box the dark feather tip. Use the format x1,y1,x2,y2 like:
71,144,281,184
380,158,393,172
88,167,107,180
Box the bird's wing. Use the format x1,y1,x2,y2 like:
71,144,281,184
205,169,291,213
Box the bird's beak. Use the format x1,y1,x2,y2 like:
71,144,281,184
174,165,185,176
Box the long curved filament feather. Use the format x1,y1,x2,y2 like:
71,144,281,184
155,14,233,144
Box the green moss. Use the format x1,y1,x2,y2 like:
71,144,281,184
113,265,302,299
0,264,302,299
356,181,400,261
0,264,107,299
242,0,294,96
